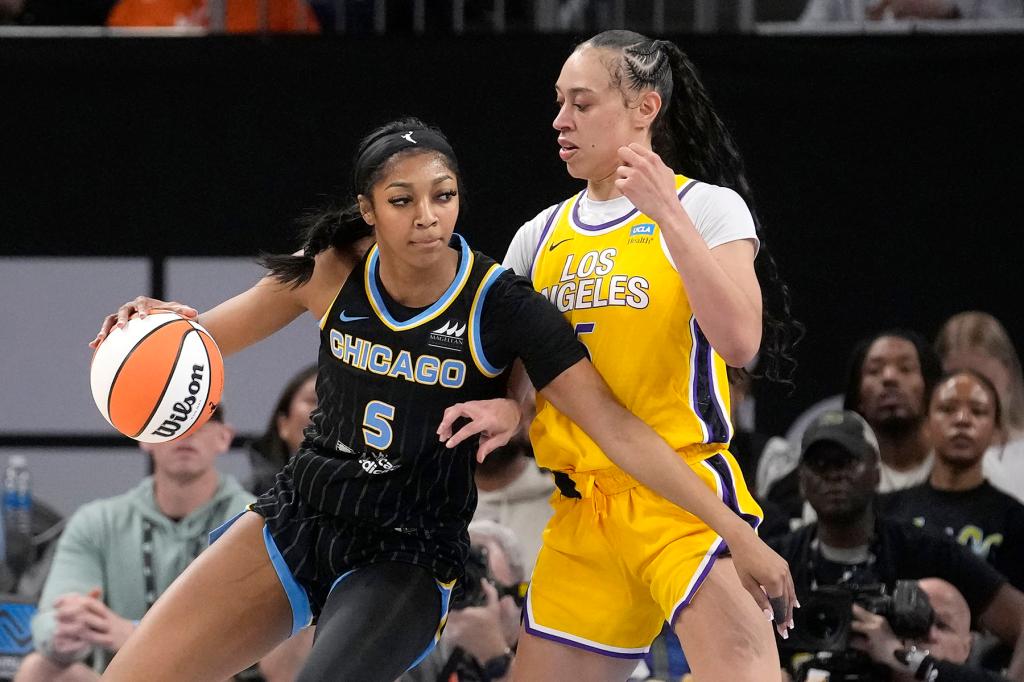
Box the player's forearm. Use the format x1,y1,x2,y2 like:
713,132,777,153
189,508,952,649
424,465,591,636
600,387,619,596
658,208,762,366
599,408,753,543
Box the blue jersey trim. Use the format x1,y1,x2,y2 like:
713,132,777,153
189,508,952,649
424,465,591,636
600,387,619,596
407,579,456,670
262,524,313,636
468,264,507,377
365,233,473,331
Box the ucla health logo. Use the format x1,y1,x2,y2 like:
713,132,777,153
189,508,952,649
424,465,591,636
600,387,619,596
428,319,466,352
628,222,656,245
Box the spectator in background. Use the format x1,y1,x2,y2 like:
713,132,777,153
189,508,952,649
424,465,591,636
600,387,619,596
472,434,553,574
936,311,1024,503
400,520,524,682
845,330,942,492
880,370,1024,590
764,329,942,531
14,408,306,681
248,365,317,495
851,578,1009,682
800,0,1023,22
106,0,320,32
767,409,1024,680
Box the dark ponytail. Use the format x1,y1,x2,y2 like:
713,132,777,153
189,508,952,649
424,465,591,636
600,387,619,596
260,117,460,288
258,205,372,288
584,31,803,386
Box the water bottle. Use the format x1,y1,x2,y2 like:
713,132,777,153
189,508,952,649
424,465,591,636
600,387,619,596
3,455,32,539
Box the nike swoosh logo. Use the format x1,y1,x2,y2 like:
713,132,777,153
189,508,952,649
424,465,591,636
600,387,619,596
339,311,369,323
548,237,574,252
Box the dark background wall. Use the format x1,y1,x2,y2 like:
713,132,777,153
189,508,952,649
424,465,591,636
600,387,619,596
2,34,1021,435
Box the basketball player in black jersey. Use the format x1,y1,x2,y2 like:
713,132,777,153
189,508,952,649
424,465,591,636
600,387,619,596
91,118,794,682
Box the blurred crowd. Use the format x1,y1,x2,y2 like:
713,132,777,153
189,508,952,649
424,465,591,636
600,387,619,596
1,0,1020,30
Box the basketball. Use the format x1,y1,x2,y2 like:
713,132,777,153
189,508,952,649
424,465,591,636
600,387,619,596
90,310,224,443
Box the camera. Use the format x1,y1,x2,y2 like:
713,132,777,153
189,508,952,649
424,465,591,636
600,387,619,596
451,545,492,610
451,545,529,611
787,581,934,682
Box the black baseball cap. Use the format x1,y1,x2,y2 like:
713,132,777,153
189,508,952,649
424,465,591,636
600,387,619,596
800,410,879,462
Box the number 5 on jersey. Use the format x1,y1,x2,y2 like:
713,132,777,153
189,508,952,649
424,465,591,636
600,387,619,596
574,322,595,361
363,400,395,450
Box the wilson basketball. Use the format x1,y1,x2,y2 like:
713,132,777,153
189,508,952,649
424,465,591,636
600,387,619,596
90,311,224,443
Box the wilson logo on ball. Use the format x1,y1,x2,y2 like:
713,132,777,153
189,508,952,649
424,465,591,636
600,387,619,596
90,311,224,443
150,364,207,438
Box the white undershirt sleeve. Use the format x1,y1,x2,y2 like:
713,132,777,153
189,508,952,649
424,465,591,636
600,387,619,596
687,183,759,254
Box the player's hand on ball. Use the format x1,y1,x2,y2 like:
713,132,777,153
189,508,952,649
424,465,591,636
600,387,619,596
438,398,522,463
90,296,198,348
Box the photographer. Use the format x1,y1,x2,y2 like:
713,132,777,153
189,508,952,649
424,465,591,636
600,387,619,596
401,520,526,682
767,410,1024,681
852,579,1007,681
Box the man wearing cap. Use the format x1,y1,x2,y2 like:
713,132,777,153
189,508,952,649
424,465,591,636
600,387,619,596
767,410,1024,681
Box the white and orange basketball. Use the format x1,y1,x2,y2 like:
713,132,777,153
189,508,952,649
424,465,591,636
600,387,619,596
90,310,224,443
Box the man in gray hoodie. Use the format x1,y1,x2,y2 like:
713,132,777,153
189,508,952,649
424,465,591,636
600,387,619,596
16,408,253,681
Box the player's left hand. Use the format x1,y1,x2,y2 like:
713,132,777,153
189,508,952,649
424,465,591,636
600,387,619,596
614,143,681,225
437,398,521,462
729,532,799,639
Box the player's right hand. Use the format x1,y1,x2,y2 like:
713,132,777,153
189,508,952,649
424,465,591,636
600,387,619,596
90,296,198,349
438,398,521,462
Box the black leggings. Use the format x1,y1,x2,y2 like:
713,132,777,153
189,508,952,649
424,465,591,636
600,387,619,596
297,562,442,682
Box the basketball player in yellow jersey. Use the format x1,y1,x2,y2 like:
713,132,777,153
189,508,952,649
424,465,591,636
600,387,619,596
520,171,740,475
442,30,802,681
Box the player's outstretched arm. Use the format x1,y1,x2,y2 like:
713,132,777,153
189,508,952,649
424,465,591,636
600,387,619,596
538,358,796,635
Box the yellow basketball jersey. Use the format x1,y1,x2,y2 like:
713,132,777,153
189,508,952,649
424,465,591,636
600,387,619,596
529,176,733,473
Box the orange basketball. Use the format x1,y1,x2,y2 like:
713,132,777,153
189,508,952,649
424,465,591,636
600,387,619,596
90,310,224,443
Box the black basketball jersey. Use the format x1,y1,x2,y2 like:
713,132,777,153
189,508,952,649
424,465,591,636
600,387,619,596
291,233,586,545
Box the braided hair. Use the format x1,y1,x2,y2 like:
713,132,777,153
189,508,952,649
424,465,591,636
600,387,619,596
260,117,461,287
581,31,802,386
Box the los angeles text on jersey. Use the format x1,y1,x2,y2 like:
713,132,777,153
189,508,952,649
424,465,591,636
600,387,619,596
540,248,650,313
329,330,466,388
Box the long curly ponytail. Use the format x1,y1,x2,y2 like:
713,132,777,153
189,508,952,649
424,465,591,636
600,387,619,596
583,31,803,386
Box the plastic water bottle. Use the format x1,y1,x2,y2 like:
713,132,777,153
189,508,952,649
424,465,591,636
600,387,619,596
3,455,32,538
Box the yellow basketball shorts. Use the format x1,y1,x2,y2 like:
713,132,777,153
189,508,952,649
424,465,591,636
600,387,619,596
523,451,762,658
